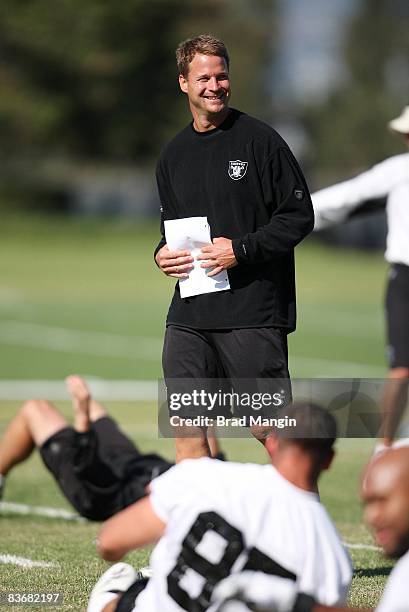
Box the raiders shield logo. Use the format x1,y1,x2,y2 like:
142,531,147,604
228,160,248,180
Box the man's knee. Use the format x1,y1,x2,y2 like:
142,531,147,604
20,400,67,447
20,399,56,420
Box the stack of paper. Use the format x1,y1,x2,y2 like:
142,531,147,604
165,217,230,298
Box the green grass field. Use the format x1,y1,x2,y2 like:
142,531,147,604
0,214,396,610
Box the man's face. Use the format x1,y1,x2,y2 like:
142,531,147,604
362,461,409,558
179,53,230,118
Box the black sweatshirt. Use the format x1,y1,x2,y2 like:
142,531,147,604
155,109,314,331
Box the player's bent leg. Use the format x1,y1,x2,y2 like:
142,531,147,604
66,374,108,426
249,424,274,445
21,399,68,447
0,400,67,477
212,327,291,445
163,326,219,460
381,367,409,446
175,430,210,463
89,400,108,422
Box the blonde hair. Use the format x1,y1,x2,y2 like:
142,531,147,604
176,34,230,77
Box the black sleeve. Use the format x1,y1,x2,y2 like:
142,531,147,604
153,157,171,263
232,147,314,264
153,209,166,263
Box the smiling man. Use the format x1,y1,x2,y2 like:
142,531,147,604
154,35,314,461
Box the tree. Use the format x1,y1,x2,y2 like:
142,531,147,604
302,0,409,184
0,0,275,163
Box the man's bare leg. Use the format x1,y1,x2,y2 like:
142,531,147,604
0,400,68,478
250,424,273,446
381,368,409,446
207,426,221,457
65,375,108,431
174,428,211,463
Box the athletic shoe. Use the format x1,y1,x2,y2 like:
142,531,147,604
135,566,153,580
87,562,137,612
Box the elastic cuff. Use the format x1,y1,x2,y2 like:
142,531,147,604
292,593,316,612
232,238,249,264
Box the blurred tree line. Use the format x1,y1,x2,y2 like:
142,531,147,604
0,0,273,161
1,0,407,213
303,0,409,186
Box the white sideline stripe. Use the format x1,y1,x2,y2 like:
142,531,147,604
0,321,162,361
344,542,381,552
291,356,386,377
0,502,383,555
0,553,58,569
0,379,158,401
0,501,85,522
0,320,386,376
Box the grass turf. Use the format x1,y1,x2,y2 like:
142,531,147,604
0,214,396,609
0,403,392,610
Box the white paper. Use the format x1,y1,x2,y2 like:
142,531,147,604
164,217,230,298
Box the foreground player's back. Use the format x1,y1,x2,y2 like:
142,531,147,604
134,458,352,612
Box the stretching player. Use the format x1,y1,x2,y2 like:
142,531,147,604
87,403,352,612
0,376,173,520
215,448,409,612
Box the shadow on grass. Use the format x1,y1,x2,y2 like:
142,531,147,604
354,566,392,579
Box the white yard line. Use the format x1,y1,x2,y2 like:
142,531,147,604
0,501,85,522
343,542,381,552
0,320,387,376
291,356,386,377
0,503,385,553
0,321,162,361
0,379,158,401
0,553,58,569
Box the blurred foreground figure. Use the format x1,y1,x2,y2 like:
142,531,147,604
312,106,409,447
214,448,409,612
87,404,351,612
0,376,172,519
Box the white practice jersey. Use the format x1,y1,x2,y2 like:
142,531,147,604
132,459,352,612
376,549,409,612
312,153,409,266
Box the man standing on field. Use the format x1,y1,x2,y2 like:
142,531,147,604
154,35,314,461
312,106,409,448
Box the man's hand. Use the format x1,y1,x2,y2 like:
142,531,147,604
155,244,194,278
197,237,237,277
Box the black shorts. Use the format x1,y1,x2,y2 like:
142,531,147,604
163,325,291,421
40,417,172,521
385,263,409,368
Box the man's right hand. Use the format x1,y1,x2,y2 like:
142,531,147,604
155,244,194,278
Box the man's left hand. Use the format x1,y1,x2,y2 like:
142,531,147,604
197,237,237,277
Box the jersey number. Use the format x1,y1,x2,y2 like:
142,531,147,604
167,511,296,611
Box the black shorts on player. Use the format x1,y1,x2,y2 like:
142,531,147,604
385,263,409,369
163,325,292,423
40,416,172,521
